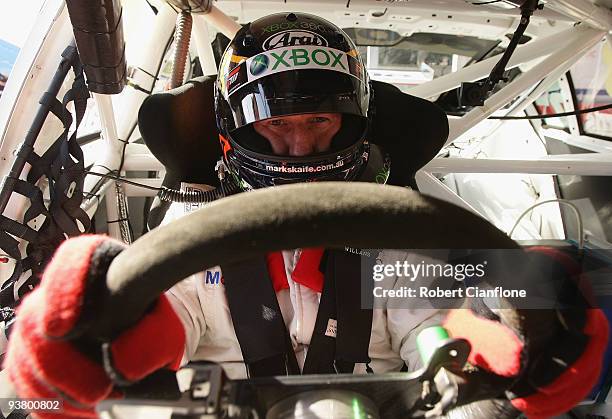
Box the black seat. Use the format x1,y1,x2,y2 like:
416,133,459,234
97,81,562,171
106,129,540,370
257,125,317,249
139,76,222,187
138,76,449,229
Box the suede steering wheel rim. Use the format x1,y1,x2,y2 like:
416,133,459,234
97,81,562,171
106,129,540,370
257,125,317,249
89,182,519,340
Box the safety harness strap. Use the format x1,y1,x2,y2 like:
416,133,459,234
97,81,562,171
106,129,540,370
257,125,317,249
332,250,373,368
303,250,373,374
222,249,373,377
222,256,301,377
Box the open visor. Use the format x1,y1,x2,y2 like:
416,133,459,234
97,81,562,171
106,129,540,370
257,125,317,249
222,45,369,129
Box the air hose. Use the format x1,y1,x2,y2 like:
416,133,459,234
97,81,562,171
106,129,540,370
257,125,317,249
170,11,193,88
158,177,242,203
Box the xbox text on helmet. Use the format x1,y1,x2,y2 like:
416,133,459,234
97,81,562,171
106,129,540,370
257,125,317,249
242,46,359,91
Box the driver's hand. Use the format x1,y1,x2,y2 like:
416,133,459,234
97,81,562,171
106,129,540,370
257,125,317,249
444,247,609,418
3,235,185,418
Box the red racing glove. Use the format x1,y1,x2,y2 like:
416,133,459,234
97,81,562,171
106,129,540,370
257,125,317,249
4,235,186,419
444,247,609,418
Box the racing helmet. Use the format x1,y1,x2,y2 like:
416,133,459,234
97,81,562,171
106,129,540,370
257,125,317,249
214,12,372,189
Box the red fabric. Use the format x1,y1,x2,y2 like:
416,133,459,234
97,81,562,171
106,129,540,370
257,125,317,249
4,235,186,418
6,269,113,418
41,235,109,337
7,300,104,419
267,252,289,292
511,309,609,419
7,236,115,404
444,309,524,377
111,294,185,381
266,248,325,293
292,248,325,293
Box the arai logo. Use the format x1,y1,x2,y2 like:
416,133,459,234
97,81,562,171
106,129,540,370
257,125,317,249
263,30,328,50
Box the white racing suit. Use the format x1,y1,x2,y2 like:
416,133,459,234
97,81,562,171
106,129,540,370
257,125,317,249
163,184,445,380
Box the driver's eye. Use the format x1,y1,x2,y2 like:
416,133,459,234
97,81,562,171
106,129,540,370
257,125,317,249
268,119,286,126
310,117,329,123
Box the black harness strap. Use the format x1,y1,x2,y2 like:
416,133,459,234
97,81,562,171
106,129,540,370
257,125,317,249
222,257,301,377
24,219,66,276
301,251,339,374
0,231,21,264
26,92,70,184
223,250,373,377
46,63,90,237
13,179,49,224
0,231,23,307
333,250,373,369
303,250,373,374
26,142,61,187
0,45,91,314
0,216,39,244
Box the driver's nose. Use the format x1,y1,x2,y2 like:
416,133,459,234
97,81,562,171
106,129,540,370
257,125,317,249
288,128,317,156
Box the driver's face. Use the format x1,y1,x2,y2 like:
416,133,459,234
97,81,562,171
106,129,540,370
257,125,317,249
253,113,342,157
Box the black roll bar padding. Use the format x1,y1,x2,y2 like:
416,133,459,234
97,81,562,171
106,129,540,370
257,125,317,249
85,182,520,340
65,0,127,94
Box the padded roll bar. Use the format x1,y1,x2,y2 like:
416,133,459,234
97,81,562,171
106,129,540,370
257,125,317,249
65,0,127,94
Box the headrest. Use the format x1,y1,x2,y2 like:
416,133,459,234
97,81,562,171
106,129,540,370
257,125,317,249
370,80,448,185
138,77,448,187
138,76,221,185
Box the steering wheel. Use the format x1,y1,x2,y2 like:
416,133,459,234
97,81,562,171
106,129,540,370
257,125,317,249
90,182,520,339
85,182,557,418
